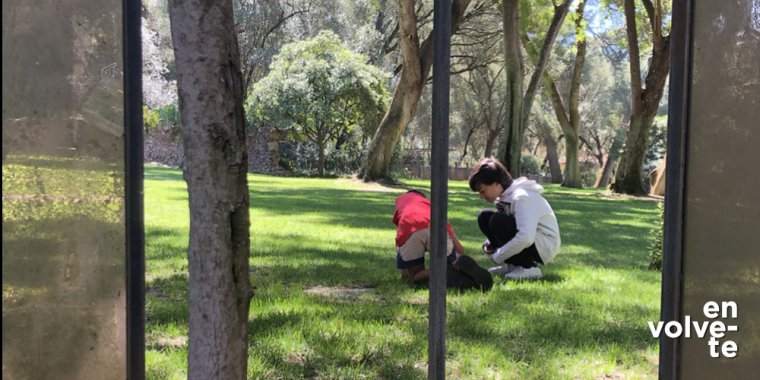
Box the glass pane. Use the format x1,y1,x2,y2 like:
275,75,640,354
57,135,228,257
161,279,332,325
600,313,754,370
2,0,127,378
681,0,760,376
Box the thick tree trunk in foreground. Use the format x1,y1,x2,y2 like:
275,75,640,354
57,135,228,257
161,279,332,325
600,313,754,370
168,1,253,378
610,0,670,195
360,0,471,181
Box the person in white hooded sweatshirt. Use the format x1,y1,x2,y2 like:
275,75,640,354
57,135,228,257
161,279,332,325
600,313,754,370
468,157,561,279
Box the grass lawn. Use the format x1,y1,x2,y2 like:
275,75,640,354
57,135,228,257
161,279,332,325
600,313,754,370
144,165,662,379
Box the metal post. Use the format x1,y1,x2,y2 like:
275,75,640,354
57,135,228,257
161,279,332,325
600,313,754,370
124,0,145,378
660,0,693,378
428,0,451,378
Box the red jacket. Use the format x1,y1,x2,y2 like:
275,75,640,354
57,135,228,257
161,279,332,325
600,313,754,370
392,191,454,247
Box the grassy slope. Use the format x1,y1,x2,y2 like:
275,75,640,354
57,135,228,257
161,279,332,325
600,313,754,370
144,165,661,379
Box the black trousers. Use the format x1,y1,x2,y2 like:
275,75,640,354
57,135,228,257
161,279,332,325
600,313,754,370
477,209,543,268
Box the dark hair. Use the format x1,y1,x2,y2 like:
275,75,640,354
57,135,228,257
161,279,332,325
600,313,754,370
406,189,427,198
468,157,513,192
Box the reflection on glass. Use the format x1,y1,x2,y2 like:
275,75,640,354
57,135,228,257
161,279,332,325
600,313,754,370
681,0,760,377
2,0,126,378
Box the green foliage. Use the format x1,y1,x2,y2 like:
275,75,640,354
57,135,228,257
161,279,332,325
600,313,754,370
648,201,664,270
247,30,388,175
520,154,543,175
581,160,600,187
278,135,366,177
143,105,160,131
143,104,181,136
247,30,388,144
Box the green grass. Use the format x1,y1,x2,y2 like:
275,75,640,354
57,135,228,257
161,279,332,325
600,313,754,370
144,165,662,379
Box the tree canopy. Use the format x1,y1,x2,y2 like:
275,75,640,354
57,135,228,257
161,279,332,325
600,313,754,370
248,30,388,176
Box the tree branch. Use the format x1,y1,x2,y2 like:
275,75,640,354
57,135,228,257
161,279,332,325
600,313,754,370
641,0,657,36
521,0,572,125
568,0,587,134
624,0,643,112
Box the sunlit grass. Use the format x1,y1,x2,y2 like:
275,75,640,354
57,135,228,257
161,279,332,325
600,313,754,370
144,165,661,379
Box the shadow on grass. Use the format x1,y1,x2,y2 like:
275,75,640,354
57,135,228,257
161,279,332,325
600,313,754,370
247,297,428,379
448,285,658,360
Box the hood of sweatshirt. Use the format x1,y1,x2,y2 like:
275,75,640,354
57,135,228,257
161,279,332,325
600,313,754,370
494,177,544,215
503,177,544,197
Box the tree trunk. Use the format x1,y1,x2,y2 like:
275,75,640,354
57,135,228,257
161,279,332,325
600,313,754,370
168,1,253,379
595,153,616,188
594,130,624,188
360,0,471,181
535,121,563,183
457,125,477,166
520,0,571,128
317,139,326,177
497,0,524,175
563,132,582,187
499,0,571,176
612,114,650,194
610,0,670,195
563,0,586,188
545,141,563,184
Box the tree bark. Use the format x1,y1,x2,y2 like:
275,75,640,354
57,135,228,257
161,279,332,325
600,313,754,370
545,0,587,190
498,0,571,176
563,0,586,188
610,0,670,195
596,154,616,188
535,121,563,183
497,0,524,175
594,129,624,188
168,1,253,379
484,127,499,158
360,0,472,181
317,139,325,177
520,0,571,128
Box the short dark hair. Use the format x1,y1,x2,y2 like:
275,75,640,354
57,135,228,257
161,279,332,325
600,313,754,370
468,157,513,192
406,189,427,198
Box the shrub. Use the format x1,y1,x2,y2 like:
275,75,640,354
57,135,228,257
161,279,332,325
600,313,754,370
521,154,542,176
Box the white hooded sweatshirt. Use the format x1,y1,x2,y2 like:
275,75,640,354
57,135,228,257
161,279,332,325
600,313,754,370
491,177,561,264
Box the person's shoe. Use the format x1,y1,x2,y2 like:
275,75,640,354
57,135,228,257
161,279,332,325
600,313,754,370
453,256,493,291
487,264,518,276
446,262,476,290
504,266,543,280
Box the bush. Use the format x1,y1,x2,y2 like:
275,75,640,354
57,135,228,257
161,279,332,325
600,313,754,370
581,161,599,187
278,138,365,177
648,201,664,270
143,104,181,137
521,154,542,176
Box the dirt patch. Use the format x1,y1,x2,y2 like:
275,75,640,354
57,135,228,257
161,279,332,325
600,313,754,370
334,175,405,193
147,335,187,350
304,285,377,302
596,191,663,202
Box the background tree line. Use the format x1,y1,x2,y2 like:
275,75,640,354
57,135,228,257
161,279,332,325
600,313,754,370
146,0,669,193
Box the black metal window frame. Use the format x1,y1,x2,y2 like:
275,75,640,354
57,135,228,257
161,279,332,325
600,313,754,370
660,0,693,378
124,0,145,378
120,0,698,378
